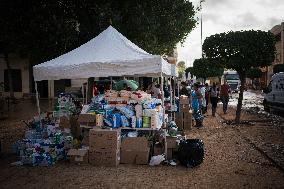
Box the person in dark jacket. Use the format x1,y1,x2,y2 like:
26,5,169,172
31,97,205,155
180,81,189,96
209,82,219,117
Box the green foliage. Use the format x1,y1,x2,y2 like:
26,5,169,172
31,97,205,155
185,58,224,80
273,64,284,74
203,30,276,123
0,0,197,64
247,67,262,79
203,30,276,76
177,61,186,78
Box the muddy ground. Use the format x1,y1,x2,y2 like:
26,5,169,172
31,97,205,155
0,99,284,189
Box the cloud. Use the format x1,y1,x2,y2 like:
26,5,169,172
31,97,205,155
205,0,230,8
178,0,284,66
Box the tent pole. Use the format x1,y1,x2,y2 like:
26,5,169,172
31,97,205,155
82,84,84,105
110,77,113,90
34,81,41,116
161,72,167,159
170,77,173,121
86,82,88,104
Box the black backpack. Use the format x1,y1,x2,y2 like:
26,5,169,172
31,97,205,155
178,139,205,167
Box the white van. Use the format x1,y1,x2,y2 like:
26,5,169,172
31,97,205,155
263,72,284,112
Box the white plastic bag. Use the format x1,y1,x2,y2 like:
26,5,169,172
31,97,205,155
149,155,165,166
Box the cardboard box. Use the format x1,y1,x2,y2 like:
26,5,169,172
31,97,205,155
67,149,88,164
153,144,164,156
89,129,120,150
59,116,70,129
78,114,96,126
121,137,149,151
183,119,192,130
180,105,190,113
70,115,81,139
89,150,120,167
166,137,177,149
180,96,189,105
183,111,192,130
120,149,150,165
120,137,150,165
183,110,192,120
175,120,183,130
167,148,173,160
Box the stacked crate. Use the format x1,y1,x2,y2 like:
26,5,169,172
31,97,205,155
88,129,120,166
175,96,192,130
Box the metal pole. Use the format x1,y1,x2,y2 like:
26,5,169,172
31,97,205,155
200,0,204,58
34,81,41,116
82,84,84,105
86,82,88,104
170,77,173,121
160,72,167,159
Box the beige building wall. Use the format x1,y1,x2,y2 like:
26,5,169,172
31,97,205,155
265,22,284,85
0,54,30,98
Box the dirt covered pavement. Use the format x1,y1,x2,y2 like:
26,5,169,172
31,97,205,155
0,99,284,189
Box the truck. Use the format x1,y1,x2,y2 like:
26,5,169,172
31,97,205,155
263,72,284,113
221,70,241,92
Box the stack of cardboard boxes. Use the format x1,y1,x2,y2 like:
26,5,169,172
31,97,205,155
78,114,96,127
88,129,120,167
166,136,178,159
120,137,150,165
175,96,192,130
153,136,178,159
67,149,89,164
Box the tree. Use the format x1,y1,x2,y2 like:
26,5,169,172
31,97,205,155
247,68,262,80
177,61,186,78
203,30,276,123
273,64,284,74
0,0,197,97
185,58,224,83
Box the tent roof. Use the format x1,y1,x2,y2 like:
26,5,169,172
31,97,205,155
33,26,175,81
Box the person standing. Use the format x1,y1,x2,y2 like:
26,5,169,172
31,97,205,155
209,82,219,117
191,83,203,127
152,84,162,99
205,83,209,112
199,84,207,114
220,81,231,114
180,81,189,96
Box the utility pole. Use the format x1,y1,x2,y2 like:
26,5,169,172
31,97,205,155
200,0,205,58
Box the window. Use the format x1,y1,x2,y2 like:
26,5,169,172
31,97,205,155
4,69,22,92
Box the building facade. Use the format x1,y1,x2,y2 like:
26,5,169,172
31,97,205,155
0,54,31,98
0,54,86,99
261,22,284,87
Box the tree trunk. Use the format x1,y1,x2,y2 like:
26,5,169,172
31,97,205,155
87,77,94,103
235,73,246,124
4,53,14,98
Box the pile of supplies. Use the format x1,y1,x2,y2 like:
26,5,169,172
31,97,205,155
78,90,166,130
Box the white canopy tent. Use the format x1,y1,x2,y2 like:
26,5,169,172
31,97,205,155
33,26,176,156
33,26,175,81
33,26,176,130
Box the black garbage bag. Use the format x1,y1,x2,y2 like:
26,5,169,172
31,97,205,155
178,139,204,168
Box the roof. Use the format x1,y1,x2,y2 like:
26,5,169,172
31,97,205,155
33,26,175,81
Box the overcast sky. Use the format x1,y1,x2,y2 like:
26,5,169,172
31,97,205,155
177,0,284,66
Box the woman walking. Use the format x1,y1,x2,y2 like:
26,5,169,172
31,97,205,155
209,82,219,117
191,83,203,127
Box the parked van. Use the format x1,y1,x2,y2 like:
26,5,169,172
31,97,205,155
263,72,284,112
